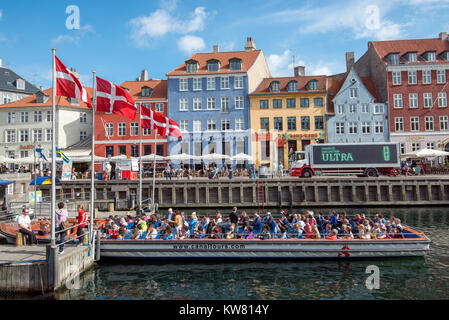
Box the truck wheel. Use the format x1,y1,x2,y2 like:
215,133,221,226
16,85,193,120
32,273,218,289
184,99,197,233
301,169,313,178
365,168,378,177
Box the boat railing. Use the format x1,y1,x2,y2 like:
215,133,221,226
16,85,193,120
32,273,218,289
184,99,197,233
52,221,90,248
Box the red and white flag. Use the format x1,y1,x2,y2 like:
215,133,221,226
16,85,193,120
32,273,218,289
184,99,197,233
96,76,137,120
167,117,182,138
55,56,91,107
141,105,167,136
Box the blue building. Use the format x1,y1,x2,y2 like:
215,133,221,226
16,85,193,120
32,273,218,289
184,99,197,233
327,67,389,143
166,38,270,168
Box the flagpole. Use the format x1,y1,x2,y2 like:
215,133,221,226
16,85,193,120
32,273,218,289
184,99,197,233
90,71,96,244
51,48,56,247
152,110,157,213
34,139,37,218
138,107,142,214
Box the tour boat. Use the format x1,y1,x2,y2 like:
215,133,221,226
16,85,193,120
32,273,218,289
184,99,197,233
0,218,431,260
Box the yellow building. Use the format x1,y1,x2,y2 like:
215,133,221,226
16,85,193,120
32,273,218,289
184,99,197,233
249,75,327,170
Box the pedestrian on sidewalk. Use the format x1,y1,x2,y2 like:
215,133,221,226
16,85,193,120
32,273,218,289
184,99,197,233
55,202,68,254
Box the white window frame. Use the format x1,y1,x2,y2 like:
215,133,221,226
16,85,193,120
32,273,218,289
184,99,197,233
206,77,216,90
207,119,217,131
374,121,384,134
105,123,114,137
234,76,244,89
362,104,369,113
336,122,344,135
7,112,15,124
423,93,433,108
207,97,216,110
349,88,358,98
422,70,432,84
221,97,229,113
348,104,356,113
46,111,53,122
393,94,403,109
33,129,42,142
118,123,126,136
392,71,402,85
408,71,417,85
193,120,202,132
193,98,202,110
46,129,53,142
426,142,435,150
130,122,139,136
348,122,357,134
374,104,384,114
235,96,244,110
437,70,446,84
220,77,230,90
179,78,188,91
80,112,87,123
336,105,344,114
221,119,231,131
19,129,29,142
179,98,188,111
34,111,42,122
361,122,371,134
410,117,420,132
425,116,434,131
411,142,421,152
395,117,404,132
409,93,418,109
180,120,188,132
439,115,448,131
155,103,164,113
235,118,244,131
438,92,447,108
193,78,202,91
80,131,87,140
21,112,29,123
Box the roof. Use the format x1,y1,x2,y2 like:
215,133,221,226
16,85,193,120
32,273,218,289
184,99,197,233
327,76,345,115
166,50,262,76
120,80,167,101
370,37,449,65
360,76,381,102
250,75,327,95
0,67,40,94
0,87,93,110
65,136,92,149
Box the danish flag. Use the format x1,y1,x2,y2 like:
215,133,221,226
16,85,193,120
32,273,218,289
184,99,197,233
96,76,137,120
140,105,182,139
55,56,91,107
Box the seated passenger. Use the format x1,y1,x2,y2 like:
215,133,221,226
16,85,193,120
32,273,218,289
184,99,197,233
259,225,270,240
189,212,198,237
377,226,389,239
371,223,381,239
109,223,119,239
291,224,304,239
178,225,190,239
195,226,205,239
226,225,235,239
304,222,314,239
146,226,158,239
278,225,287,239
326,229,338,240
312,226,321,239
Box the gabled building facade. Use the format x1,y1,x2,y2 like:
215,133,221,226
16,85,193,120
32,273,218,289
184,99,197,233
0,58,39,105
327,67,389,143
166,37,271,168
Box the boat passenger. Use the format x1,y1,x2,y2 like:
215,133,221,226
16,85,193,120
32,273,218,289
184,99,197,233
304,222,314,239
377,226,388,239
320,223,332,237
216,211,222,224
371,223,381,239
385,221,392,234
326,229,338,240
265,212,277,238
341,225,354,239
109,223,119,239
178,225,190,239
330,211,338,226
315,212,324,229
245,226,254,240
252,212,262,234
195,226,206,239
313,226,321,239
174,210,183,235
238,211,249,233
163,225,174,240
291,224,304,239
145,226,158,239
119,218,128,228
359,226,371,240
259,225,270,240
229,207,239,229
189,212,198,237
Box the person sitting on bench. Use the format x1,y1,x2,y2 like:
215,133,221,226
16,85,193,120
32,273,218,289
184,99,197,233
17,208,38,245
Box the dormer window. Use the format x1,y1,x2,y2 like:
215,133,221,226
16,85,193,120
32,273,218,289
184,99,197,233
427,51,436,62
36,92,49,104
229,58,242,71
442,51,449,61
389,53,400,65
185,60,199,73
207,59,220,72
287,80,297,92
408,52,417,63
270,81,280,92
68,97,79,105
306,79,318,91
16,79,25,90
141,86,153,97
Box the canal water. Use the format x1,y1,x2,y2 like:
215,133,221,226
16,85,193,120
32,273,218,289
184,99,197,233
51,206,449,300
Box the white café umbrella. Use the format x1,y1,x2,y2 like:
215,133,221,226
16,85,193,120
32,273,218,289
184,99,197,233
167,153,200,162
200,153,231,161
141,154,166,162
402,148,449,158
71,156,107,162
231,153,254,162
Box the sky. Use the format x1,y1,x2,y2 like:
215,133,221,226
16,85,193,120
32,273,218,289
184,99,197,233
0,0,449,89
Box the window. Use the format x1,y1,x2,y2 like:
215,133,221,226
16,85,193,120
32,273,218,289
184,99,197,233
235,118,244,131
207,97,216,110
80,131,87,140
7,112,15,124
393,94,403,108
130,123,139,136
46,129,53,141
16,79,25,90
193,78,202,91
118,123,126,136
260,100,268,109
314,98,324,107
425,116,434,131
392,71,402,85
286,98,296,108
349,88,358,98
314,116,324,130
193,120,202,132
118,146,127,155
221,77,230,89
221,97,229,113
179,78,188,91
440,116,448,130
207,119,217,131
235,96,244,109
427,142,435,150
427,52,436,62
180,120,188,131
374,121,384,134
438,92,447,108
408,71,417,85
46,111,53,122
80,112,87,123
422,70,431,84
7,183,14,195
400,143,405,154
221,119,230,131
437,70,446,84
141,87,152,97
307,80,318,90
19,129,28,142
410,117,420,131
409,93,418,108
301,116,310,130
374,104,384,114
179,98,188,111
348,122,357,134
336,105,344,114
207,78,216,90
260,118,269,131
362,104,369,113
234,76,244,89
336,122,344,134
34,111,42,122
20,151,29,158
348,104,356,113
423,93,433,108
270,81,280,92
287,117,296,130
155,103,164,112
207,60,220,72
186,61,198,73
130,145,139,157
33,129,42,142
287,81,297,92
6,130,15,143
105,123,114,137
156,145,164,156
300,98,309,108
193,97,202,110
230,59,242,71
273,99,282,109
143,128,151,135
361,122,371,134
395,117,404,132
21,112,29,123
408,52,417,62
411,143,421,152
390,54,399,65
274,117,283,130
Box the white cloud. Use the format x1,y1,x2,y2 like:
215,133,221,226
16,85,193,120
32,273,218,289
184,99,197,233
52,34,79,45
51,24,95,46
129,4,207,47
0,9,3,20
177,35,206,55
267,50,306,77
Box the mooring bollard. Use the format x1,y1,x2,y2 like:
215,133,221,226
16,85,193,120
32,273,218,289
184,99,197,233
95,229,101,261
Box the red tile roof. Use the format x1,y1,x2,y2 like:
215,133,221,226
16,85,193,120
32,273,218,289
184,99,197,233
327,76,345,115
0,87,93,109
250,75,327,95
370,38,449,64
166,50,262,76
120,80,167,101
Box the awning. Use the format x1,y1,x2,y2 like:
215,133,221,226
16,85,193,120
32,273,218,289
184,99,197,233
29,177,61,186
0,180,14,186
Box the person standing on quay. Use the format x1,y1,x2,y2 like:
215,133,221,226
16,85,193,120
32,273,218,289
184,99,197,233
76,204,87,246
55,202,68,254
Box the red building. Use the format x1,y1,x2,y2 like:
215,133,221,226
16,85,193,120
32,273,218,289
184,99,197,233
355,32,449,154
94,75,168,162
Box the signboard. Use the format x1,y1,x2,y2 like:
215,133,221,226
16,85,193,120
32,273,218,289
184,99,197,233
131,158,139,171
61,160,73,181
29,191,42,203
311,143,400,167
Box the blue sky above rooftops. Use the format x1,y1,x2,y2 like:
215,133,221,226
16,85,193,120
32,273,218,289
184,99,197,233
0,0,448,89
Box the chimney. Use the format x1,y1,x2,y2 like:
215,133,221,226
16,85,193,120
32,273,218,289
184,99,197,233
294,66,305,76
213,45,219,53
439,32,448,40
39,86,43,92
140,69,149,81
245,37,256,51
346,52,355,72
72,68,79,78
